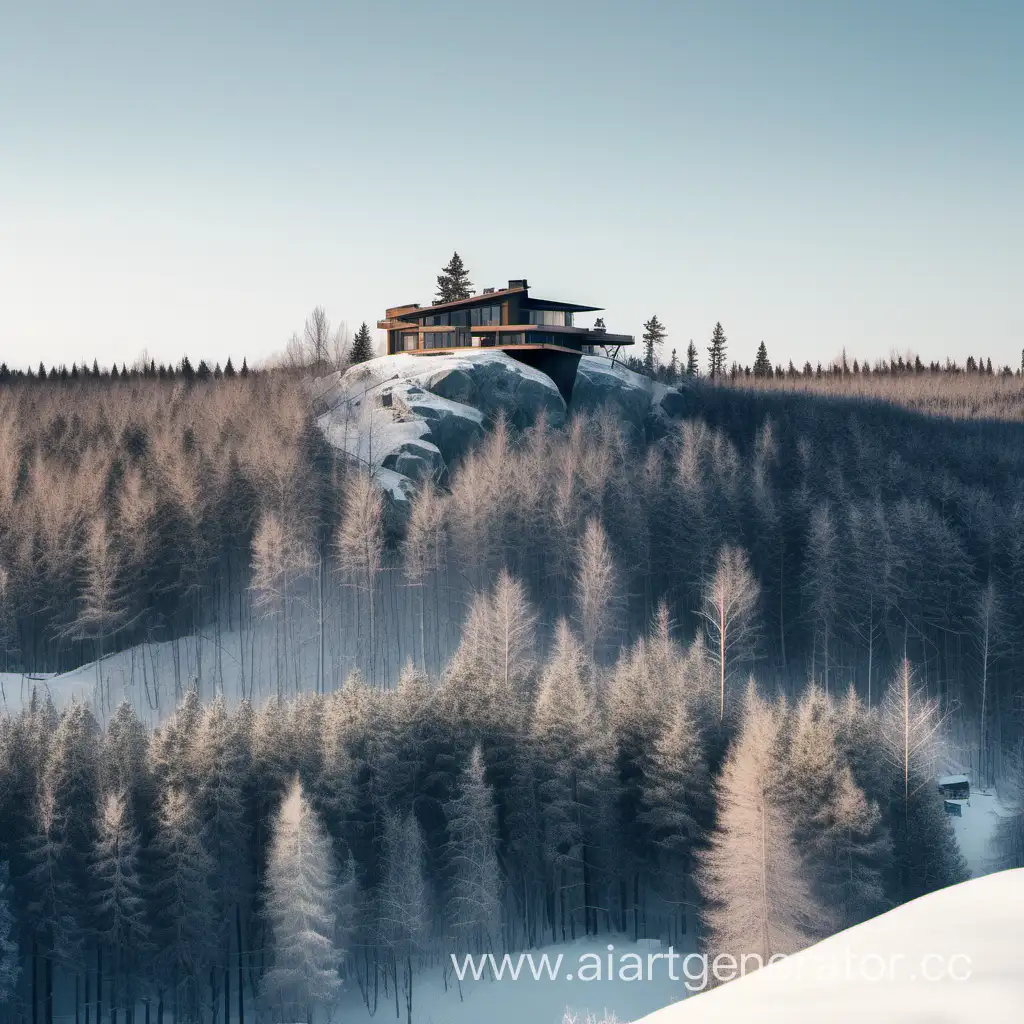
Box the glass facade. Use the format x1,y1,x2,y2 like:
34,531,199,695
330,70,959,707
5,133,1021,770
526,309,573,327
423,329,472,349
470,304,501,326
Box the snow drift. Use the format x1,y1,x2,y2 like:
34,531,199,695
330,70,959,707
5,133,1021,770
635,868,1024,1023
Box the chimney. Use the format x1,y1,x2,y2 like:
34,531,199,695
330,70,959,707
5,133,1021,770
508,279,528,290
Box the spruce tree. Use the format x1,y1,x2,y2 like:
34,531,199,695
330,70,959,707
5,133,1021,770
435,251,473,303
641,315,666,375
444,745,503,951
666,348,679,383
753,341,771,378
685,340,699,377
261,778,343,1021
91,793,150,1016
349,322,374,365
224,357,236,378
707,322,727,379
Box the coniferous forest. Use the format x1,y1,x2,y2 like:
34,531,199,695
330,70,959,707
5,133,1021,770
0,365,1023,1023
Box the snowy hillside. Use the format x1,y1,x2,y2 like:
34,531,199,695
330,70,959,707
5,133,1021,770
636,869,1024,1023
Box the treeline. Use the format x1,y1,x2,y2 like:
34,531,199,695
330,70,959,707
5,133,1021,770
625,316,1024,386
0,357,251,386
0,577,971,1023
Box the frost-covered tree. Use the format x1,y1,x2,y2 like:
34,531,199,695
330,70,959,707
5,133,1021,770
404,478,447,672
251,509,315,696
804,503,841,695
261,778,343,1023
638,699,708,938
533,621,606,939
91,793,150,1017
0,862,19,1004
780,687,890,930
879,660,967,901
335,473,384,683
444,745,503,951
574,517,620,667
697,684,826,963
149,789,216,1024
379,812,428,1024
193,696,251,1024
699,546,760,720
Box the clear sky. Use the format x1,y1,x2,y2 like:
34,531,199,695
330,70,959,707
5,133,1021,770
1,0,1021,372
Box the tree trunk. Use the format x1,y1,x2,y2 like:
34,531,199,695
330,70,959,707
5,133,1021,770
236,906,244,1024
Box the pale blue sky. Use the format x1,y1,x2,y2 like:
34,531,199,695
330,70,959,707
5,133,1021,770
1,1,1021,371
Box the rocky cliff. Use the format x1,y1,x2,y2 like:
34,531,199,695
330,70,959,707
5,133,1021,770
313,351,691,522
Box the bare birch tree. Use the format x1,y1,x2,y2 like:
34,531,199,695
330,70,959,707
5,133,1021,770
699,546,760,720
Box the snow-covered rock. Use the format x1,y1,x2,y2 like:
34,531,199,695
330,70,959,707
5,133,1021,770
313,352,691,519
636,868,1024,1024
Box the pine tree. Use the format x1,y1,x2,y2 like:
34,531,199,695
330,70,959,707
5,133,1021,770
641,315,666,375
780,687,890,931
638,700,708,938
697,684,826,963
92,793,151,1016
444,746,503,951
666,349,679,383
223,357,236,378
435,251,473,303
574,518,619,667
261,778,343,1022
0,862,19,1003
533,621,604,939
240,358,249,378
150,788,216,1024
707,322,727,379
349,322,374,365
379,812,428,1024
753,341,771,378
685,340,699,377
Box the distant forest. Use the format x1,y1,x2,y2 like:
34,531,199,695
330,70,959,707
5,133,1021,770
3,353,1024,1022
2,363,1024,786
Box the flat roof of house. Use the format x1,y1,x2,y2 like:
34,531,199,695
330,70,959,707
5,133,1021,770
391,286,602,320
938,775,970,786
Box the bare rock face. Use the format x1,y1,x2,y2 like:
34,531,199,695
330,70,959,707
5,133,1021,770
570,356,692,442
313,351,689,528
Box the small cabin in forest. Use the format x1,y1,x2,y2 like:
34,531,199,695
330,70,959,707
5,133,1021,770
938,774,970,815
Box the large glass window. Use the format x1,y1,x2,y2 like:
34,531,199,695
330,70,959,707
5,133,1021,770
502,332,526,346
526,309,572,327
425,330,456,348
471,304,501,327
402,333,419,351
450,309,469,327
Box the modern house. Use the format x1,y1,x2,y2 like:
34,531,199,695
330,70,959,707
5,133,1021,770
377,279,633,399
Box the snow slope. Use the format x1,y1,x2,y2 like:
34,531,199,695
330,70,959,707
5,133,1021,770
636,868,1024,1024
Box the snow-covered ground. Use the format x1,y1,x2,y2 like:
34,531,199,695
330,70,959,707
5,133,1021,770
333,935,697,1024
952,788,1014,878
636,868,1024,1023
